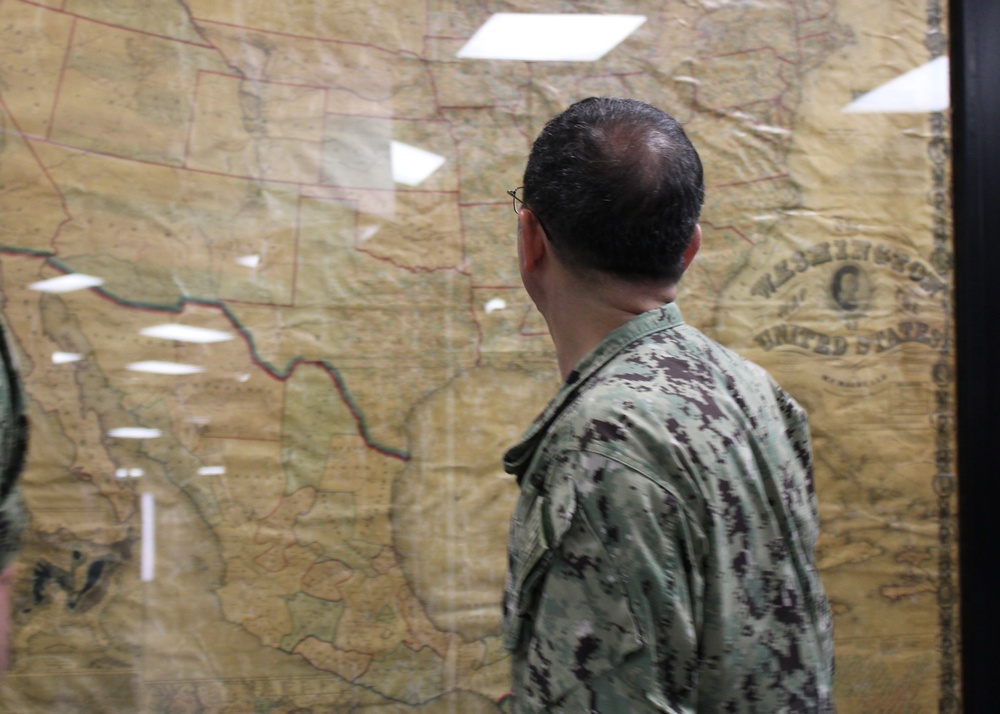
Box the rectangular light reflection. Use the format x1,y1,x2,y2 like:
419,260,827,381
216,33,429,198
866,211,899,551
843,56,950,113
390,141,446,186
126,361,205,375
108,427,162,439
52,352,83,364
141,492,155,582
457,14,646,62
140,324,234,343
29,273,104,293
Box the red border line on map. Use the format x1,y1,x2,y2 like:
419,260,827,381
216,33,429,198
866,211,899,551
15,0,215,48
45,16,75,142
189,15,410,59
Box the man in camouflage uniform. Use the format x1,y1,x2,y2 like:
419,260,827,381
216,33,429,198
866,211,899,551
0,318,28,678
502,98,834,712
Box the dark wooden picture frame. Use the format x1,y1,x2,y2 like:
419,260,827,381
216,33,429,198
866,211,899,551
952,0,1000,709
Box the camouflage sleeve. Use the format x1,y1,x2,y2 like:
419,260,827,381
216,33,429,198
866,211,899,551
0,488,26,572
511,450,702,713
0,319,28,571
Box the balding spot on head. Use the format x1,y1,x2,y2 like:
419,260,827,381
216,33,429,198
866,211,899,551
596,122,673,188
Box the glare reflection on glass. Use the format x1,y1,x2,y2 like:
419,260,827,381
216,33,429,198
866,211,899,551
141,492,155,583
52,351,83,364
236,255,261,268
843,56,949,113
198,466,226,476
107,427,162,439
457,14,647,62
115,468,144,478
126,360,205,375
484,298,507,314
28,273,104,293
390,141,446,186
358,225,380,243
140,324,234,343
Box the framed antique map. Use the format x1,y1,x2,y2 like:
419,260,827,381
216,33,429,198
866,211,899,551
0,0,958,711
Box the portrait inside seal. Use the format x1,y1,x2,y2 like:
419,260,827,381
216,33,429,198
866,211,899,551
831,263,870,312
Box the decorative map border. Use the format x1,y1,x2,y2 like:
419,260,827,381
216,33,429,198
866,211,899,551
925,0,959,710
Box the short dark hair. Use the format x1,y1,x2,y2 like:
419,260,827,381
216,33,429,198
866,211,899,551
522,97,704,283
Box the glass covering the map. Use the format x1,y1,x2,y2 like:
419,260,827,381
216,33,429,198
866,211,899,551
0,0,956,711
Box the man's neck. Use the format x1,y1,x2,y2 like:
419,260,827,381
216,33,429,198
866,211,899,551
542,271,678,380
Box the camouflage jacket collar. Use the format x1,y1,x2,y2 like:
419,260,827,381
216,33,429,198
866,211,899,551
503,302,685,482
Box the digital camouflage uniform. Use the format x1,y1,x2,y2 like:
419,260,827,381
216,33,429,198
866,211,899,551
503,303,834,713
0,318,28,573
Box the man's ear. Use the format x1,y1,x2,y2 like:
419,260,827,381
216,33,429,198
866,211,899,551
518,208,548,274
681,224,702,272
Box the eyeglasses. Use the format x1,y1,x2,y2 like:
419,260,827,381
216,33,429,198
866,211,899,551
507,186,527,216
507,186,552,237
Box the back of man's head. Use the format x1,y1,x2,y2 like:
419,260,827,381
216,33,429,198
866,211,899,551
523,97,704,284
